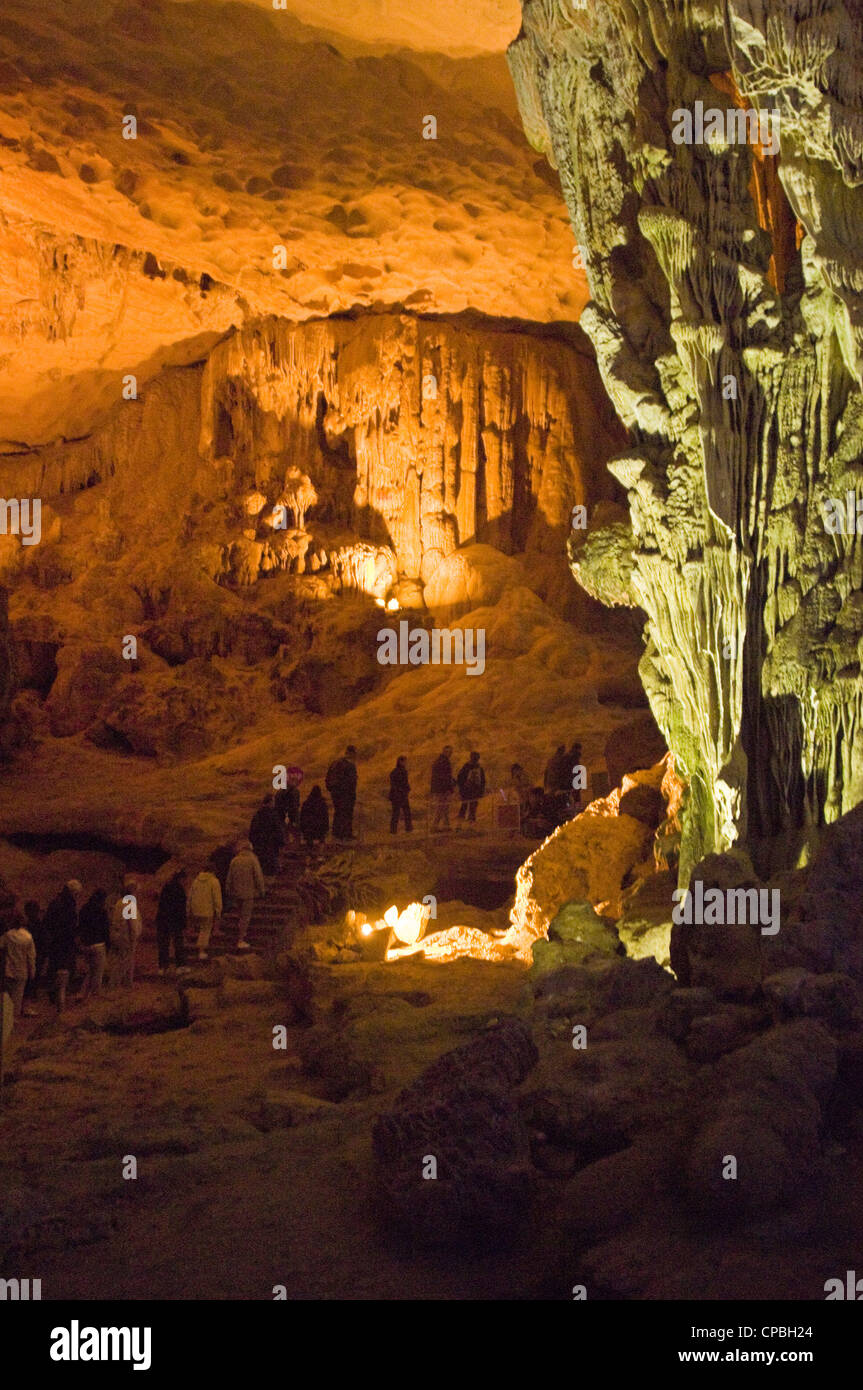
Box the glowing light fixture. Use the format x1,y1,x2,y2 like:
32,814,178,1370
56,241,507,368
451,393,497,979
386,597,399,612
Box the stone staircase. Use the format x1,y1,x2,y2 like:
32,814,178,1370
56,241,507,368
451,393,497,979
206,847,310,955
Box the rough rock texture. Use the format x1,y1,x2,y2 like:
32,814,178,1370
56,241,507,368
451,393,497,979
511,0,863,878
762,799,863,986
510,755,682,948
199,311,623,584
371,1018,538,1247
529,899,621,978
0,0,586,447
685,1019,837,1220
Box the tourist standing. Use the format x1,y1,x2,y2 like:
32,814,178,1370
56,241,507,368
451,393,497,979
325,745,358,841
110,876,143,988
249,794,283,875
0,913,36,1019
76,887,110,1001
456,751,486,824
299,785,329,849
44,879,82,1012
22,899,46,1004
388,756,412,834
155,869,188,974
430,746,455,832
274,784,301,840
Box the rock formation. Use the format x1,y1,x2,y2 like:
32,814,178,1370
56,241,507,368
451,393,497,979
372,1017,538,1247
199,310,624,583
0,0,586,447
510,0,863,878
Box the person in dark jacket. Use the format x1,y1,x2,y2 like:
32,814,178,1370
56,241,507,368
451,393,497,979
76,888,110,1001
544,744,568,793
388,756,413,834
429,746,455,831
325,745,358,840
155,870,187,973
44,880,82,1012
300,785,329,849
249,794,283,875
22,899,46,1003
274,784,301,840
456,750,486,823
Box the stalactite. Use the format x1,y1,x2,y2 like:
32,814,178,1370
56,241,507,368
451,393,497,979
511,0,863,875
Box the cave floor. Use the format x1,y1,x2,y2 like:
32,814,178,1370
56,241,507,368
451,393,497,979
4,932,863,1301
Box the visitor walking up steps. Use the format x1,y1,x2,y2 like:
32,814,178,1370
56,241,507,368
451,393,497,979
188,862,222,962
249,794,284,875
226,840,265,951
326,745,358,841
300,785,329,850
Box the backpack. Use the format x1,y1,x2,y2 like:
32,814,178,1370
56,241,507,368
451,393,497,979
464,765,484,797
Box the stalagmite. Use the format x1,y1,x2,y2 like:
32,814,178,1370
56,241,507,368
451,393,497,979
509,0,863,877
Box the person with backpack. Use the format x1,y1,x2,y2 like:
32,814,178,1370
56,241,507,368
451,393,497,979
456,751,486,824
188,862,223,962
388,755,412,834
249,794,283,875
299,785,329,849
325,745,358,841
155,869,188,974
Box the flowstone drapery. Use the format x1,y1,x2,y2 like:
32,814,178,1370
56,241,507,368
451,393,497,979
510,0,863,877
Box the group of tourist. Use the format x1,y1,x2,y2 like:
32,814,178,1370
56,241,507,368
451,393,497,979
0,874,145,1026
0,739,587,1035
252,739,586,847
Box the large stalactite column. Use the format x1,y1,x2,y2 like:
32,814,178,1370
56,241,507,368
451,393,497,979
509,0,863,879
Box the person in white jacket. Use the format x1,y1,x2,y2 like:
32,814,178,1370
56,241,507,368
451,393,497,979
188,864,223,961
109,876,143,987
225,841,265,951
0,917,37,1019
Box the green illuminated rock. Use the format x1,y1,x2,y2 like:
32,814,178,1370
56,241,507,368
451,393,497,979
510,0,863,879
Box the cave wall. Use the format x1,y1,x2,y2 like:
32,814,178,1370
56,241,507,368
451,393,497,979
509,0,863,877
199,310,624,582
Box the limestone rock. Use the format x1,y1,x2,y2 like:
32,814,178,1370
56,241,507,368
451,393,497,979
685,1020,837,1221
510,0,863,876
670,852,764,999
512,812,652,948
530,899,620,979
656,988,719,1044
762,802,863,987
372,1018,538,1248
604,714,667,790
